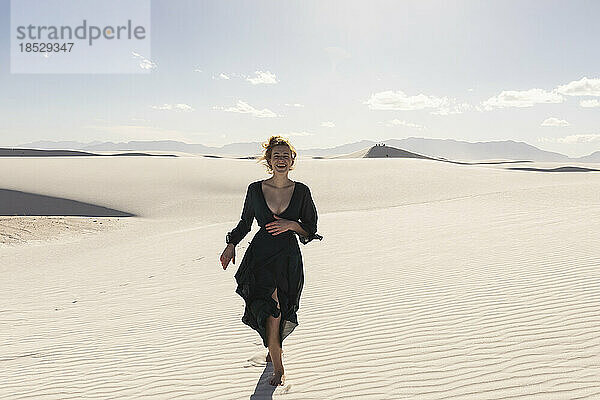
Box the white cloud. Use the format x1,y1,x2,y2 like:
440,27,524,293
538,134,600,144
482,88,563,110
432,102,473,115
365,90,444,111
131,51,157,70
212,73,234,80
580,99,600,108
150,103,194,112
193,68,202,73
215,100,277,118
541,117,570,127
246,70,278,85
320,121,335,128
364,90,470,115
386,119,425,129
287,131,314,137
556,77,600,96
285,103,305,108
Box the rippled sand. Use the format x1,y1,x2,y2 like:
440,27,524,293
1,155,599,399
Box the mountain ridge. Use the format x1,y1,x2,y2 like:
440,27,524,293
14,138,600,162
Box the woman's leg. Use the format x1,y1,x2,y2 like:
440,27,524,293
266,288,285,386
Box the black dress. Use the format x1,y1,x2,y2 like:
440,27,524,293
226,180,323,348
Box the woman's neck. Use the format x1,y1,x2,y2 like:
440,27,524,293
268,173,292,188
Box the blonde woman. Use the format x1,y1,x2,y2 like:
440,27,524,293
220,136,322,386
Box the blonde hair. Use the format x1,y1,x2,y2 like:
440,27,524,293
258,135,297,173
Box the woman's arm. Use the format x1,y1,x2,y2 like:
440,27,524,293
296,185,323,245
225,183,255,246
291,220,309,237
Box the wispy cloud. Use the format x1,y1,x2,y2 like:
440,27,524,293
320,121,335,128
365,90,470,115
214,100,277,118
132,52,157,70
365,90,444,111
150,103,194,112
285,103,305,108
246,70,278,85
386,119,425,129
556,77,600,96
538,134,600,144
580,99,600,108
541,117,570,127
210,70,279,84
432,103,473,115
287,131,314,137
482,88,563,110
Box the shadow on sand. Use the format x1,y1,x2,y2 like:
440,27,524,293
0,189,135,217
249,363,277,399
0,148,176,157
507,166,600,173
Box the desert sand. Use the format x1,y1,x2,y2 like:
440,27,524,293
1,155,600,399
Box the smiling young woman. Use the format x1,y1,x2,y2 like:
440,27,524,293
219,135,323,386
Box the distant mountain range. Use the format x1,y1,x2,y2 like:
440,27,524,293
15,138,600,162
0,148,175,157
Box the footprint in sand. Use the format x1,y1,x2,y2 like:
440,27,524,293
246,352,268,367
280,384,292,394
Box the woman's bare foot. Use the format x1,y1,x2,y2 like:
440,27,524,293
269,369,285,386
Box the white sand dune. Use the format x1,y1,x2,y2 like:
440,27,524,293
1,155,600,399
331,145,436,160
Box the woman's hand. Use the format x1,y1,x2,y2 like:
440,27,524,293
220,243,235,270
266,215,298,236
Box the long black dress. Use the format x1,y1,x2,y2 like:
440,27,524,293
226,180,323,348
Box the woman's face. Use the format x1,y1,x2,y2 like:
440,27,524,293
269,144,293,174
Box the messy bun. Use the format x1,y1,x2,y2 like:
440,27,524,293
258,135,297,173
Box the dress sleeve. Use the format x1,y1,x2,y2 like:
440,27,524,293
296,185,323,245
226,183,255,246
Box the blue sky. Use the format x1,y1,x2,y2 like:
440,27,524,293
1,0,599,156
